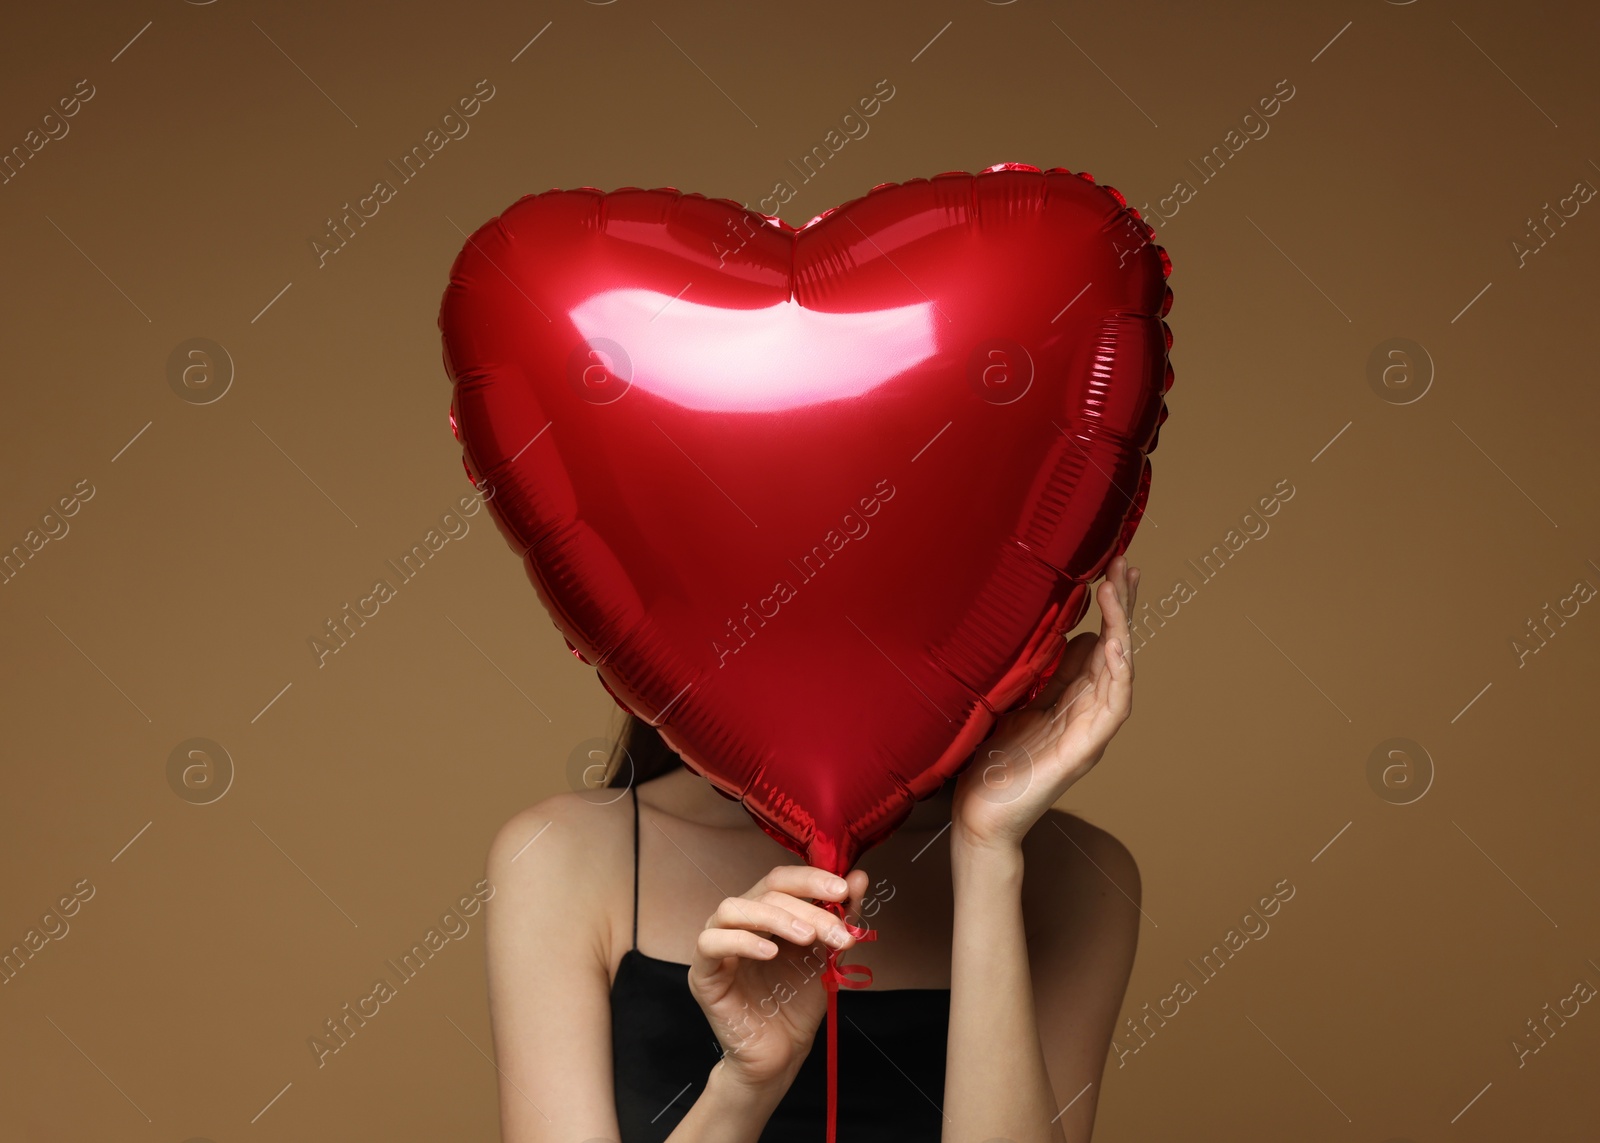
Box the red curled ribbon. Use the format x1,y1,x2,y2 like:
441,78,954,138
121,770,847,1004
819,900,876,1143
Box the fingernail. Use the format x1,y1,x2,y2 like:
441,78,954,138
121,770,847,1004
829,877,848,894
791,919,811,939
827,926,849,948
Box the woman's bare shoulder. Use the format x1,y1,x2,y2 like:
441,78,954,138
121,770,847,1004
1021,809,1142,942
485,790,633,965
482,791,635,1138
488,788,631,865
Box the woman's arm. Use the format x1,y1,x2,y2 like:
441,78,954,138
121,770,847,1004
943,816,1141,1142
943,557,1142,1142
663,1070,797,1143
1025,817,1142,1138
944,828,1059,1142
484,793,865,1142
483,795,626,1142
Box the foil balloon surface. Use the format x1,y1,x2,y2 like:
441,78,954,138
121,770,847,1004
439,164,1173,876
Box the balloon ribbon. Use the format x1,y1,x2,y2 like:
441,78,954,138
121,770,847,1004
819,900,876,1143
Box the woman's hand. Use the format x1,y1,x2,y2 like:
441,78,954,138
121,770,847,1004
687,865,869,1093
951,556,1140,853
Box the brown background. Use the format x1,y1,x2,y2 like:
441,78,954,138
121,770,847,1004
3,0,1598,1140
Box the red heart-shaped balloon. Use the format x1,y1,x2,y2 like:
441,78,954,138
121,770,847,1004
440,164,1171,874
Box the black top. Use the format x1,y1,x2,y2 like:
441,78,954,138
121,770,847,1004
611,784,952,1142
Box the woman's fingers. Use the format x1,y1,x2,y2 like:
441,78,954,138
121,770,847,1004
1027,560,1141,723
1028,631,1096,713
747,864,850,905
705,865,863,951
842,870,871,930
1109,561,1136,695
753,891,856,948
1097,570,1132,665
706,895,822,945
693,925,780,966
1104,627,1132,710
1083,573,1136,734
1104,560,1132,638
703,929,779,961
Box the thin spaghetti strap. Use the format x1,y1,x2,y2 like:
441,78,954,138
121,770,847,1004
629,782,640,951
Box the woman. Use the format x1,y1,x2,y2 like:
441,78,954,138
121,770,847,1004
484,558,1144,1142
